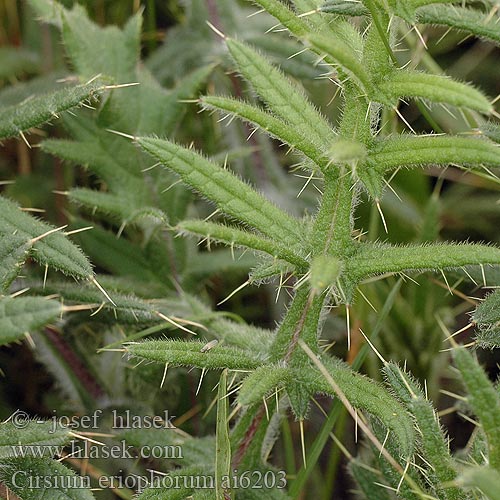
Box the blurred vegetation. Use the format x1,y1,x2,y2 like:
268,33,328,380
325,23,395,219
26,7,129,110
0,1,500,499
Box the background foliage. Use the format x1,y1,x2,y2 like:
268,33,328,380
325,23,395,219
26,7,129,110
1,0,500,499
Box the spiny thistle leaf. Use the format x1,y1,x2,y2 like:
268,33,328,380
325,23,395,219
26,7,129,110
0,297,62,346
28,0,65,27
126,340,264,371
473,290,500,349
379,71,492,112
0,457,95,500
136,137,305,250
249,259,295,284
417,4,500,46
383,363,465,500
358,134,500,198
303,357,415,456
0,80,106,140
295,0,362,45
0,420,70,459
453,347,500,471
389,0,458,23
237,365,291,406
177,219,308,269
0,233,31,291
321,0,369,16
367,135,500,174
305,33,372,94
249,0,310,37
199,95,329,171
349,458,392,500
369,418,424,500
28,281,179,325
225,38,336,148
481,122,500,144
0,196,93,288
345,242,500,292
310,169,355,257
202,314,274,356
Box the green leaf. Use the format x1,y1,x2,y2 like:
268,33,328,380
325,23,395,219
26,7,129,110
0,233,31,291
0,420,70,459
200,95,329,171
453,347,500,471
32,332,94,412
137,137,305,250
238,365,291,406
0,80,106,140
321,0,369,16
248,259,295,284
42,116,172,231
367,135,500,174
359,134,500,198
215,370,231,500
481,122,500,144
184,249,258,287
66,189,141,222
177,219,308,269
250,0,310,37
269,287,324,362
121,428,214,466
126,340,264,371
390,0,458,23
226,38,336,148
61,4,141,81
28,0,64,27
383,363,465,500
68,221,162,285
345,241,500,291
473,290,500,349
249,33,321,80
379,71,492,112
0,457,95,499
349,458,392,500
41,136,144,193
145,0,212,85
203,314,274,356
303,357,415,456
100,65,213,137
305,33,372,94
0,196,93,287
28,281,175,325
0,297,62,346
417,5,500,46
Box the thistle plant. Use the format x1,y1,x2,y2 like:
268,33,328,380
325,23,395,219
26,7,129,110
1,0,500,499
126,0,500,496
